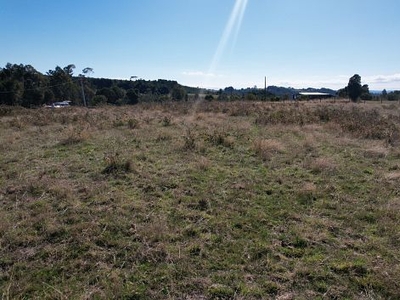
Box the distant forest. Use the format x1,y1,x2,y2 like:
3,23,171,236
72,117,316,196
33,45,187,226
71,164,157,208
1,63,398,107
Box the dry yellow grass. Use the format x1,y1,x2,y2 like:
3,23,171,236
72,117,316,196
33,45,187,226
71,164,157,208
252,138,285,161
307,157,338,174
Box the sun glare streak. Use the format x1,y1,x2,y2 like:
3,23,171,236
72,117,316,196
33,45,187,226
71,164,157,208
232,0,248,53
208,0,249,76
191,0,249,117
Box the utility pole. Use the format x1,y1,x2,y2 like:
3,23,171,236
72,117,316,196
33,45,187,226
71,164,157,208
80,78,87,107
80,68,93,107
264,76,267,101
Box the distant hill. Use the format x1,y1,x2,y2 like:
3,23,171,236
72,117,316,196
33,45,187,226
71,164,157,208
267,86,336,96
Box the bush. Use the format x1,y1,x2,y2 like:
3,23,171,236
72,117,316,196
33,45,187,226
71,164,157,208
90,95,107,106
205,94,214,101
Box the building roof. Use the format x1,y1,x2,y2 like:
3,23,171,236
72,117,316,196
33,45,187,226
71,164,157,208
298,92,332,96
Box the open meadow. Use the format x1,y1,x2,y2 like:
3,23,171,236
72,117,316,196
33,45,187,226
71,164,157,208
1,100,400,299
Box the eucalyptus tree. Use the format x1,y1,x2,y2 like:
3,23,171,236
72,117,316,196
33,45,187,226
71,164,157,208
79,67,94,106
47,64,79,102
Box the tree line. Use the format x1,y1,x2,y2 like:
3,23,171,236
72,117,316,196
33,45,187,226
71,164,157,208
0,63,188,107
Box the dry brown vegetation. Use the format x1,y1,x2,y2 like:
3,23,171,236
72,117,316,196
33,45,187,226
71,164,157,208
1,100,400,299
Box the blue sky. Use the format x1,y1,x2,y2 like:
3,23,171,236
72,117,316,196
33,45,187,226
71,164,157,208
1,0,400,90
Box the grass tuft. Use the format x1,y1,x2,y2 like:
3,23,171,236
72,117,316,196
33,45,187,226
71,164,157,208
59,125,90,145
102,152,133,175
182,126,197,150
252,138,285,161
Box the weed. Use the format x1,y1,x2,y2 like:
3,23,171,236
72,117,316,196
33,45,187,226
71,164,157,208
102,152,133,175
155,133,171,142
207,284,235,299
127,118,139,129
182,126,196,150
161,115,172,127
205,129,234,148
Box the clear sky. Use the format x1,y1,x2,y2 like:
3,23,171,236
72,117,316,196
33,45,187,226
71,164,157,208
1,0,400,90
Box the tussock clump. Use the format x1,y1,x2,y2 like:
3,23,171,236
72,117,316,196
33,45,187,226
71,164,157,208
161,115,172,127
8,116,26,129
385,172,400,181
204,129,234,148
196,156,211,171
302,134,318,154
102,152,133,175
387,128,400,147
136,217,169,243
296,182,318,206
127,118,139,129
182,127,197,150
59,125,91,145
207,284,235,299
307,157,338,174
155,133,172,142
364,146,388,159
253,138,285,161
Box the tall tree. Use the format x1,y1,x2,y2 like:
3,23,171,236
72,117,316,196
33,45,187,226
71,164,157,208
347,74,363,102
79,67,94,106
382,89,388,99
82,67,93,76
47,65,79,103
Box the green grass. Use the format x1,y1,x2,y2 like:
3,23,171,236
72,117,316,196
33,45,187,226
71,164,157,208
1,101,400,299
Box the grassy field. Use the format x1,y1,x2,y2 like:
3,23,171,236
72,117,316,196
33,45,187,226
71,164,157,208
1,100,400,299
